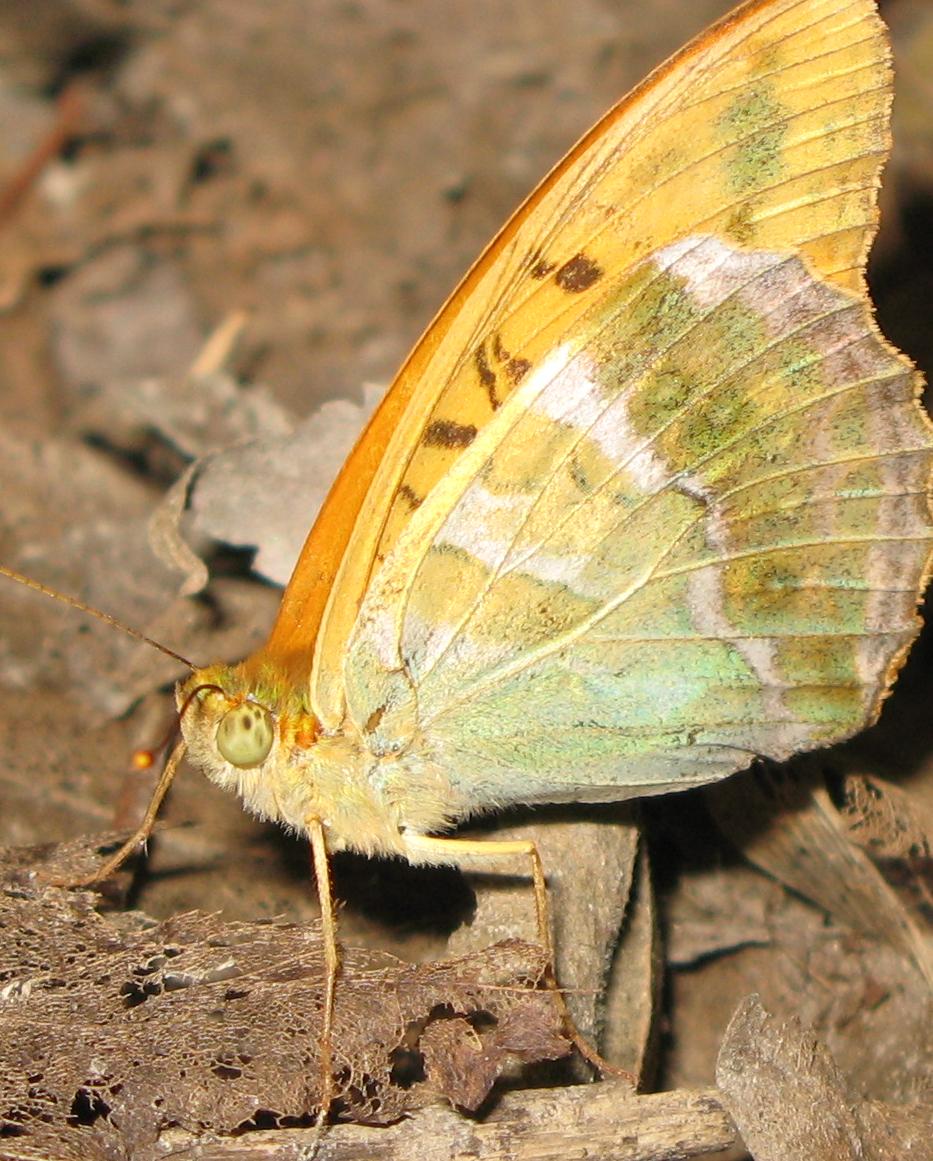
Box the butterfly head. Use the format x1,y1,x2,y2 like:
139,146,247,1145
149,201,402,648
174,662,324,826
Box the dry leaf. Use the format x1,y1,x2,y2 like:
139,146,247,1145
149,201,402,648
175,383,381,586
0,836,568,1152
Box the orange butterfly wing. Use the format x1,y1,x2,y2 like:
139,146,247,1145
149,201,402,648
252,0,904,730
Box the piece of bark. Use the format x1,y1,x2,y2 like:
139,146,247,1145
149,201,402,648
717,994,861,1160
600,843,661,1081
716,994,933,1161
153,1084,739,1161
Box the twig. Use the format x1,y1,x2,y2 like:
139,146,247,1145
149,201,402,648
0,81,87,228
161,1084,740,1161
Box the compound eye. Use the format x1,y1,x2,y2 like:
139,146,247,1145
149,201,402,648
216,703,274,768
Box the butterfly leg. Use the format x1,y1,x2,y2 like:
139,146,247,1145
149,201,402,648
306,817,338,1124
56,739,189,887
403,833,635,1084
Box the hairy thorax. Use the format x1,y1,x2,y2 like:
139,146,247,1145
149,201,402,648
176,662,464,861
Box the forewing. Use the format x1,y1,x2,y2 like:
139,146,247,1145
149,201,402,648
293,0,900,726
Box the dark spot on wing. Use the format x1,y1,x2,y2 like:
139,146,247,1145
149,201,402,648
489,332,530,386
555,253,603,292
569,456,593,495
485,334,529,387
398,484,422,510
529,250,557,279
507,357,530,384
424,419,478,448
474,343,501,410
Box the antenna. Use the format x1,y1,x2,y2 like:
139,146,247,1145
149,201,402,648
0,564,194,670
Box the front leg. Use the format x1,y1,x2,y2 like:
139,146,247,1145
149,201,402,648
307,816,339,1124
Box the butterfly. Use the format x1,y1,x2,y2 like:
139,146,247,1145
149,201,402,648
10,0,933,1119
